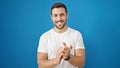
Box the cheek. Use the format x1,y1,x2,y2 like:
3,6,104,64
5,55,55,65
53,19,57,22
62,16,67,20
52,18,57,23
51,17,55,21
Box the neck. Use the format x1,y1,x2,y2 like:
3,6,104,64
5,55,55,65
54,26,68,34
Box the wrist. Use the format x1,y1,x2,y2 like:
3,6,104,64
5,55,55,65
64,55,71,61
53,58,58,65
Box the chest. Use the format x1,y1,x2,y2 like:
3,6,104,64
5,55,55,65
47,34,75,59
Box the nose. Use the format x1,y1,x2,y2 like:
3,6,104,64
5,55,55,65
57,15,62,21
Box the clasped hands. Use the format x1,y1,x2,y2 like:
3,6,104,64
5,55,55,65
53,42,72,65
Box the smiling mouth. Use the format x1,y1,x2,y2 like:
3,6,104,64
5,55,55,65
55,21,66,29
57,22,63,25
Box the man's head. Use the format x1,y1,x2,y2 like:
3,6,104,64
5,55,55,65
51,2,68,29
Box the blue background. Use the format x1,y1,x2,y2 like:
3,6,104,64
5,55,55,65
0,0,120,68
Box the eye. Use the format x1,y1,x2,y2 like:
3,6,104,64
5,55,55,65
60,13,64,17
54,14,57,17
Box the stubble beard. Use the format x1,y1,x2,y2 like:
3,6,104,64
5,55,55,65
55,22,66,29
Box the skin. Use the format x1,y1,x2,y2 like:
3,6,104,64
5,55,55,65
37,7,85,68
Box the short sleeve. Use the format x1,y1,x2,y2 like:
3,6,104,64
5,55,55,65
37,34,48,53
75,31,85,49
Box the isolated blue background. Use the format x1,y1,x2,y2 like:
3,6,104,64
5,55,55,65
0,0,120,68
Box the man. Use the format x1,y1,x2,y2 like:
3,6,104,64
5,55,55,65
37,2,85,68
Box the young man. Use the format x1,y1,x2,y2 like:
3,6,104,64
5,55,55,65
37,2,85,68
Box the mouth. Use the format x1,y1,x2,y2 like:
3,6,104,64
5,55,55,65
55,21,65,29
57,21,63,25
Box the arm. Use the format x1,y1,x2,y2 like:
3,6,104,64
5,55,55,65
68,49,85,68
61,42,85,68
37,52,63,68
37,52,55,68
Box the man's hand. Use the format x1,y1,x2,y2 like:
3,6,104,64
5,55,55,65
62,42,72,59
56,42,72,60
53,52,63,65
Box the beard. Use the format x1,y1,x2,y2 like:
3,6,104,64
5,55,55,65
55,23,66,29
54,21,66,29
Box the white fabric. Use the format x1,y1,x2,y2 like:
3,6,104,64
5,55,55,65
38,27,85,68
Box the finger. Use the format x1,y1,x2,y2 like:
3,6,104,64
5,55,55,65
63,49,71,58
56,47,64,56
69,45,72,50
62,52,66,59
63,42,66,47
63,42,72,50
63,43,69,50
54,53,63,64
58,53,63,60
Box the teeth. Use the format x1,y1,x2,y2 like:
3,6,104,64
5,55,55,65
57,22,62,25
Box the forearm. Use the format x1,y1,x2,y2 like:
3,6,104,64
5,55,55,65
38,58,56,68
68,56,85,67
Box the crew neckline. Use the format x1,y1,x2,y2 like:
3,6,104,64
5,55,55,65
52,27,69,35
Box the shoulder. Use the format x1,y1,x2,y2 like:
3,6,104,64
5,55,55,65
40,29,53,39
68,27,82,35
67,27,83,40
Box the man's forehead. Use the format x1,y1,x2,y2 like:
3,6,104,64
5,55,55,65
52,7,66,13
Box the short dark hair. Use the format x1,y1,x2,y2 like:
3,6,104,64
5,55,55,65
50,2,68,15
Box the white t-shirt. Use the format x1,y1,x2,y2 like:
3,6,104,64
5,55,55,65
38,27,85,68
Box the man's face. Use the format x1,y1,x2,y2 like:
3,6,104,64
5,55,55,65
51,7,68,29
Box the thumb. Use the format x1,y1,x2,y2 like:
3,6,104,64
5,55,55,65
63,42,66,47
58,53,63,60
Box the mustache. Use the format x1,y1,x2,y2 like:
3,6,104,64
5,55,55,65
57,20,63,22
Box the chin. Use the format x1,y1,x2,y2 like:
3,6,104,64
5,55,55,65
57,26,65,29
